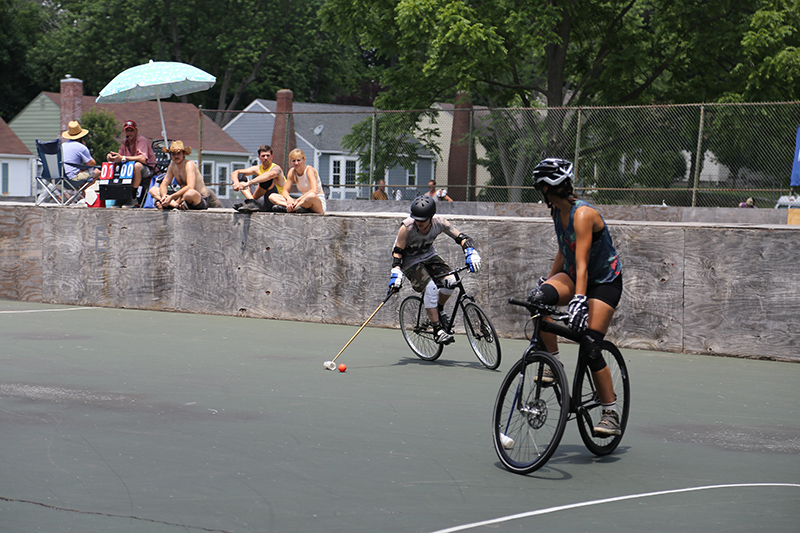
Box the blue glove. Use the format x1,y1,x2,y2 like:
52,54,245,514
567,294,588,332
387,267,404,295
464,247,482,273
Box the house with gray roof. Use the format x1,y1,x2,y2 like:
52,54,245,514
222,99,437,200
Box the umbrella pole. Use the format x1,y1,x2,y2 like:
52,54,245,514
157,95,168,145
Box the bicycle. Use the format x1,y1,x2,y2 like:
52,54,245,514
492,296,630,474
398,267,501,370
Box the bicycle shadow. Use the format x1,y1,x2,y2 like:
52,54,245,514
392,356,500,371
493,444,631,479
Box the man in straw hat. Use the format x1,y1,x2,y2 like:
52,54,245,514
149,140,221,210
61,120,101,183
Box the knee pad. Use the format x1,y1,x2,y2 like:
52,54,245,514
537,283,560,306
439,274,457,290
580,329,608,372
424,280,438,308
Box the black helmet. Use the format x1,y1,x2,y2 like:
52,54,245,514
532,158,574,189
410,195,436,220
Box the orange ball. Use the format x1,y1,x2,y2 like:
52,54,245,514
338,363,347,372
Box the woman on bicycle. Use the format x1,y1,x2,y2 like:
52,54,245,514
387,196,482,344
529,158,623,437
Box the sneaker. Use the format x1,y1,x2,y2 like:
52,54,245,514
434,328,454,345
237,199,260,213
295,206,311,213
533,366,556,384
271,204,287,213
593,410,621,437
233,202,243,211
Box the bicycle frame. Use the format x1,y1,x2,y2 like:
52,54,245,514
516,303,603,426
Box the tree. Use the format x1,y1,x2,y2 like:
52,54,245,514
320,0,758,201
0,0,47,121
22,0,371,124
81,107,121,163
730,0,800,101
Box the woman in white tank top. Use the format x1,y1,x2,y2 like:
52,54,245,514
269,149,326,214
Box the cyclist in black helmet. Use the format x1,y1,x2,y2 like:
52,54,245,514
528,158,624,437
387,196,483,344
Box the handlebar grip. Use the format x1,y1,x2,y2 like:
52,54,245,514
508,298,531,308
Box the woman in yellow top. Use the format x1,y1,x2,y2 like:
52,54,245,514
230,144,286,213
269,149,326,214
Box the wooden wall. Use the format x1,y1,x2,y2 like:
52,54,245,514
1,205,798,361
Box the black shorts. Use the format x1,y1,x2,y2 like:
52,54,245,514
587,274,623,309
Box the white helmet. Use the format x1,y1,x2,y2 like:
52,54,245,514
532,158,574,189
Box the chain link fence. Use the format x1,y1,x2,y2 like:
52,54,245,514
200,102,800,208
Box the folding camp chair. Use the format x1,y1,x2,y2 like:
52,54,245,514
34,139,94,206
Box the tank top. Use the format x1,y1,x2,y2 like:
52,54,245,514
394,215,455,269
553,199,621,285
295,167,323,196
259,162,284,194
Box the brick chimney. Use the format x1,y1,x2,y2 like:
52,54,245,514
447,91,472,201
60,75,84,133
271,89,296,170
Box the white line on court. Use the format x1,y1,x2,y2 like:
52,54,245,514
0,307,97,314
428,483,800,533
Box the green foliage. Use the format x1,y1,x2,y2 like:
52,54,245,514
341,111,442,183
81,107,121,163
0,0,47,120
732,0,800,101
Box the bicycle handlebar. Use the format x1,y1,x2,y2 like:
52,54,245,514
508,297,569,323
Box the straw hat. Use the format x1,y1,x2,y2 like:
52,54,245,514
62,120,89,140
163,140,192,155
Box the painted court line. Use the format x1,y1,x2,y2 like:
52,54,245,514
0,307,97,314
428,483,800,533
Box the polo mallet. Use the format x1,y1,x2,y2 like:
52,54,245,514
324,291,394,370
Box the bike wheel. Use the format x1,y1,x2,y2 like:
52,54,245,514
462,302,501,370
399,296,444,361
575,341,630,456
492,350,570,474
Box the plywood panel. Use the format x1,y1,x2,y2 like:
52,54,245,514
4,205,799,361
0,206,43,302
683,227,800,359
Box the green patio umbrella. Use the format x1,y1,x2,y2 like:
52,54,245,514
96,60,216,144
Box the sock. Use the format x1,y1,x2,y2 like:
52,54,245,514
602,402,617,413
549,350,561,364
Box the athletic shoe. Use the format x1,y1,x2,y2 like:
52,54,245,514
237,199,260,213
295,206,311,213
593,410,622,436
533,366,556,384
233,202,243,211
271,204,287,213
435,328,454,345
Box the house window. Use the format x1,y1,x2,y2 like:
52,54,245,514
217,164,229,196
407,163,417,187
345,160,357,185
1,163,8,194
202,162,214,187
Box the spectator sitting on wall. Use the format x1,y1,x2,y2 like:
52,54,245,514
739,197,756,208
149,141,221,210
424,180,453,202
231,144,286,213
372,179,389,200
269,149,326,214
106,120,157,205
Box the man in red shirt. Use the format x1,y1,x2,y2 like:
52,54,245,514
107,120,157,202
